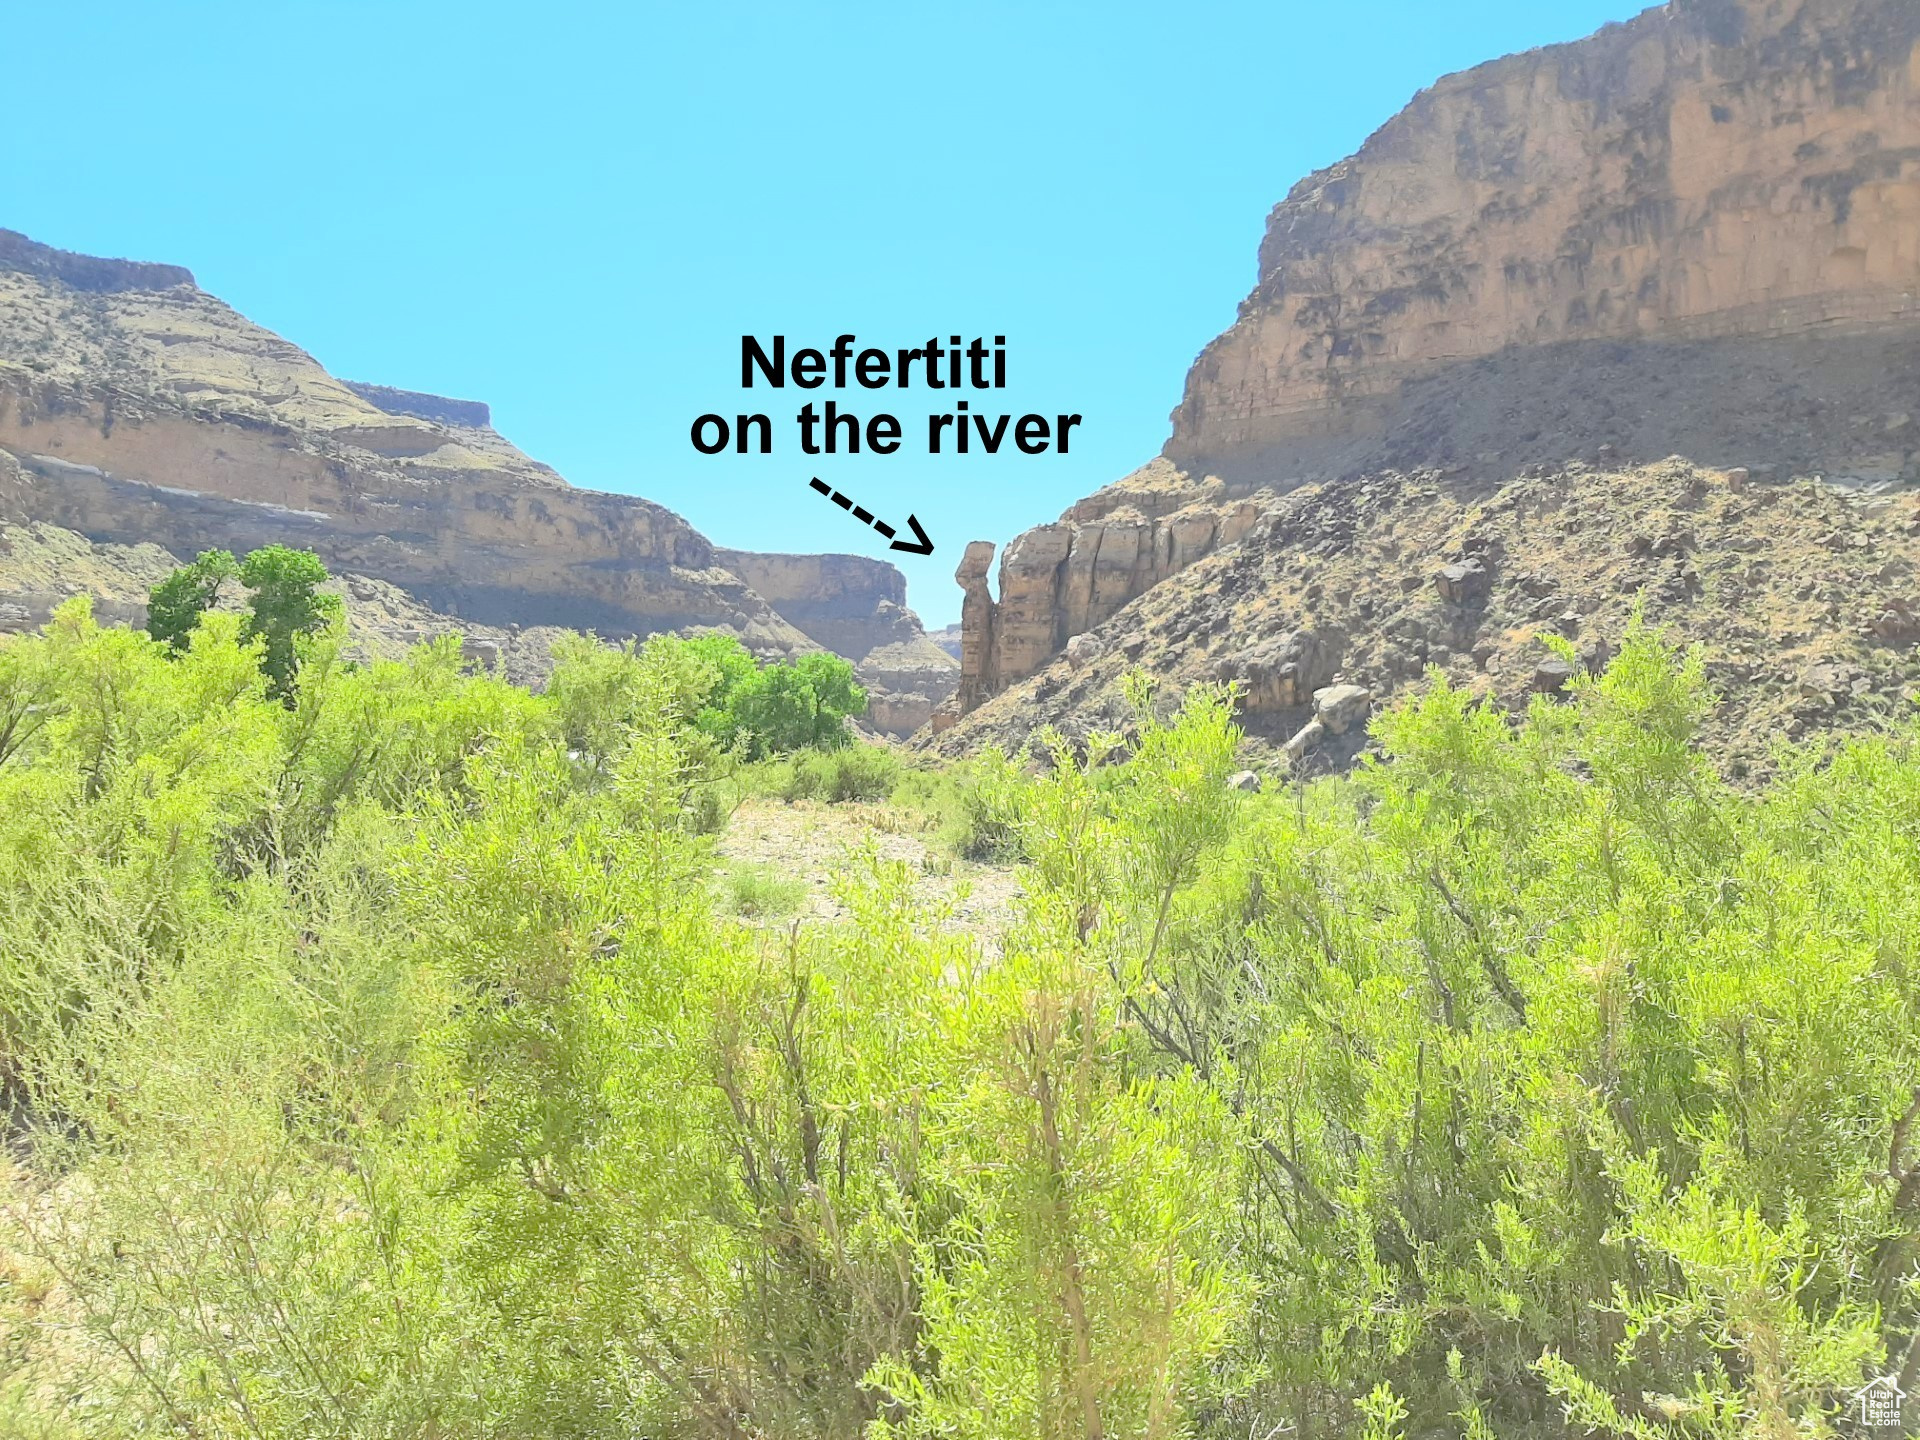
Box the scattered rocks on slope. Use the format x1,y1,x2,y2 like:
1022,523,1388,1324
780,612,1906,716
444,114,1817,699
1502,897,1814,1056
1213,628,1344,712
927,460,1920,782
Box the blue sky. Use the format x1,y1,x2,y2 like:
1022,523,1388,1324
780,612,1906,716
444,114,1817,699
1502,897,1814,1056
11,1,1644,627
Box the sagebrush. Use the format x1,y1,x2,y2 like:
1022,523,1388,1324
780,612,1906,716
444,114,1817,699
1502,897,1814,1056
0,601,1916,1439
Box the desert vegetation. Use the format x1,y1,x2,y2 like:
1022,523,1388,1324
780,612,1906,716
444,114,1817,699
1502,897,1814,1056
0,582,1917,1440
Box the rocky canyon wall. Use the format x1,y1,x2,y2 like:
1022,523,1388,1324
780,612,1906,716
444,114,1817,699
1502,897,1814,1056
713,548,914,657
0,230,953,731
943,462,1262,722
0,378,813,645
715,547,959,732
945,0,1920,722
1169,0,1920,482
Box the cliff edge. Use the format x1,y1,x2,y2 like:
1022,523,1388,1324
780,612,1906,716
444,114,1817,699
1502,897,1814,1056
1172,0,1920,483
937,0,1920,734
0,229,956,731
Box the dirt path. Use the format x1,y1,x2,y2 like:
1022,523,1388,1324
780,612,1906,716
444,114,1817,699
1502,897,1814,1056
714,799,1026,952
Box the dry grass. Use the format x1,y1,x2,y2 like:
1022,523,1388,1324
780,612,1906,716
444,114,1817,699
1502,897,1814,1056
714,798,1025,951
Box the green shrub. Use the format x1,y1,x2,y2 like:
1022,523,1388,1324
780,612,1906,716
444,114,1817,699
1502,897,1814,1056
548,630,717,768
894,750,1026,859
699,648,868,758
6,601,1920,1439
742,743,903,804
775,743,902,803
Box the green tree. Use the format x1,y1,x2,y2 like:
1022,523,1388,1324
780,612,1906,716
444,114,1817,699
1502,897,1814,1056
145,547,238,651
238,545,343,695
548,631,747,768
713,649,867,757
682,632,758,700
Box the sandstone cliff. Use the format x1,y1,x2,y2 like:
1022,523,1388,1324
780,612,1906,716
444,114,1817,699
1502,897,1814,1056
1173,0,1920,483
942,462,1264,722
941,0,1920,729
0,229,955,731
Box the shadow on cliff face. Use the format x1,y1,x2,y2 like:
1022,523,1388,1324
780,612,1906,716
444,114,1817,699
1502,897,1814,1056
1179,328,1920,500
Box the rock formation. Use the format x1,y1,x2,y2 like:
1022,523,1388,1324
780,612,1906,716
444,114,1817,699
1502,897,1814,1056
0,229,955,732
712,547,923,660
1172,0,1920,485
945,0,1920,725
939,462,1262,723
0,459,583,684
947,541,1001,723
0,229,192,293
341,382,493,430
926,623,963,663
928,456,1920,782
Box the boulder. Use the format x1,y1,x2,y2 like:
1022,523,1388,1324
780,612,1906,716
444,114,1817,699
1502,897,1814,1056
1651,530,1697,558
1798,663,1852,703
1065,632,1105,671
1533,658,1577,694
1873,601,1920,647
1312,683,1372,735
1435,558,1491,605
1228,770,1263,794
1283,719,1325,761
460,636,502,670
1216,628,1344,712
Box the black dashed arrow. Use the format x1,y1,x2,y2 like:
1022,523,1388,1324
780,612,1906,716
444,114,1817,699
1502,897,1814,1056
807,477,934,555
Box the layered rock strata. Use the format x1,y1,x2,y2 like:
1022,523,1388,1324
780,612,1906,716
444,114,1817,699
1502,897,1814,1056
941,462,1262,724
1170,0,1920,481
0,229,952,732
948,0,1920,721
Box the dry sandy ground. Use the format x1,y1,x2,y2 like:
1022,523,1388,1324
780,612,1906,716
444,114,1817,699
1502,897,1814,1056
714,799,1026,953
